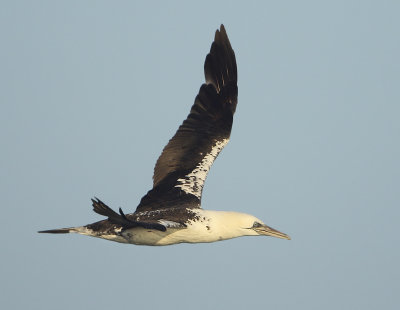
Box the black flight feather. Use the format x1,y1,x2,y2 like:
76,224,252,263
92,198,166,231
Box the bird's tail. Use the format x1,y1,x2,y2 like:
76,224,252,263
38,227,82,234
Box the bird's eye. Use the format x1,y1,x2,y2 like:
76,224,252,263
253,222,262,228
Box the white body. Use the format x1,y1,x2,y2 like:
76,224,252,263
77,209,260,246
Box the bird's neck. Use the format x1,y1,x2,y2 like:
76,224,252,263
193,209,254,240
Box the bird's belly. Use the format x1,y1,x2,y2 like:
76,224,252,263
121,225,224,246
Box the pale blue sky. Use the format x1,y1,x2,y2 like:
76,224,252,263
1,1,399,309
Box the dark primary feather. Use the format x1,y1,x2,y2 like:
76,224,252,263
92,198,167,231
136,24,237,212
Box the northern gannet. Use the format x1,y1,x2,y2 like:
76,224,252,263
39,25,290,245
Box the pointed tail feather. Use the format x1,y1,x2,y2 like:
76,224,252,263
38,227,76,234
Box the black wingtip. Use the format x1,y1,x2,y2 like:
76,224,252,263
118,207,129,222
92,197,119,218
91,197,134,227
216,24,227,38
91,197,167,232
204,23,237,95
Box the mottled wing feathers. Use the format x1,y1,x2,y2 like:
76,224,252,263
136,25,237,212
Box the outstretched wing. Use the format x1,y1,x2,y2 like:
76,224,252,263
136,25,237,212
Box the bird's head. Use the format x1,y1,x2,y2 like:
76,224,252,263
246,215,290,240
219,212,291,240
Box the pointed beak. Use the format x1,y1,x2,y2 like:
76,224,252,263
254,225,291,240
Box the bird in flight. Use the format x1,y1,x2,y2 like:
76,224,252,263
39,25,290,245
